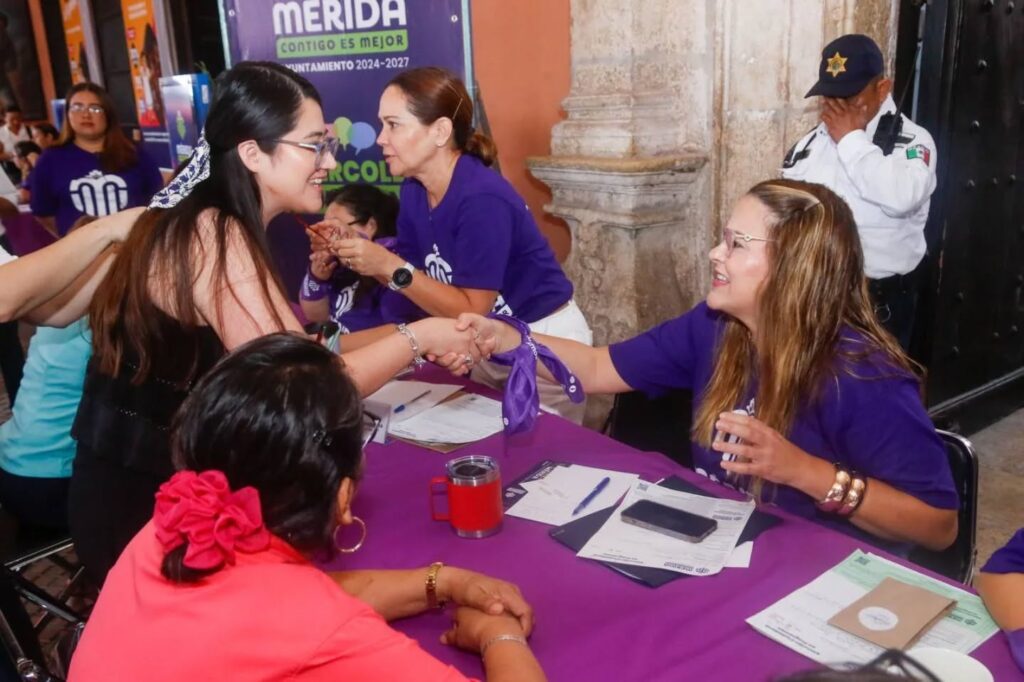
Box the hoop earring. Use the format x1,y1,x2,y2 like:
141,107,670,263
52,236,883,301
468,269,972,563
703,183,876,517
334,516,367,553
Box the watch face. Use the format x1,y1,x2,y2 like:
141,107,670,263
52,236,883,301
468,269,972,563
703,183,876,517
392,267,414,288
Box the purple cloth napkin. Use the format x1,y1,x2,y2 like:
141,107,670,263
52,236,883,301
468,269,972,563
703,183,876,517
486,314,584,434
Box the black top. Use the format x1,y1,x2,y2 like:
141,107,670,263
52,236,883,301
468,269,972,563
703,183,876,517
72,307,225,480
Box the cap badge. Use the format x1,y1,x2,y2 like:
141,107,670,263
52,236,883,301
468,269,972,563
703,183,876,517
826,52,848,78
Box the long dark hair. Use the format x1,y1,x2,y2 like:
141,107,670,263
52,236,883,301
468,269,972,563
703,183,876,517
90,61,320,384
326,183,398,304
163,333,364,582
387,67,497,166
57,82,138,173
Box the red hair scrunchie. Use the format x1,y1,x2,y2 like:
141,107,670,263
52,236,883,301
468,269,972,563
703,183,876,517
154,470,271,571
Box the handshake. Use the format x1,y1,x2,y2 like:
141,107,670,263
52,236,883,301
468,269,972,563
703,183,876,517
404,314,524,376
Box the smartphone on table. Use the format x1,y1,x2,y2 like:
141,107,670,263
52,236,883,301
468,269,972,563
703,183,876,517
620,500,718,543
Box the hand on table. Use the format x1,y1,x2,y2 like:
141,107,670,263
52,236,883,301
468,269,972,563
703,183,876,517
441,607,527,654
438,566,534,635
712,411,815,489
821,97,871,143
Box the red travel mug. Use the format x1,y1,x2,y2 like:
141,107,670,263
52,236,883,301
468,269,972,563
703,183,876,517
429,455,503,538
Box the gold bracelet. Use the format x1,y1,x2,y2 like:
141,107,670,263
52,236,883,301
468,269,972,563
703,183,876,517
480,633,528,656
815,464,851,513
838,474,868,517
425,561,445,610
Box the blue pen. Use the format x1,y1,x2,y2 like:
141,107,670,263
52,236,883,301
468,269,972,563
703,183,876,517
393,390,431,414
572,476,611,516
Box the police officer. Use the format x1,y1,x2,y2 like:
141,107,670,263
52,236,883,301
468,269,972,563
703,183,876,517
782,34,937,349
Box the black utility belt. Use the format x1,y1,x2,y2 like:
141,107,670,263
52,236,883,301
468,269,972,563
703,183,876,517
868,269,919,297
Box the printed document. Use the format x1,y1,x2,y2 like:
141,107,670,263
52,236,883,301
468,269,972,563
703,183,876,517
506,464,639,526
388,393,504,444
746,550,998,668
577,481,755,577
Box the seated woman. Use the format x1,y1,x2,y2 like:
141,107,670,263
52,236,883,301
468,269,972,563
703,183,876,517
300,183,403,333
69,333,546,681
331,68,592,423
976,529,1024,672
462,179,958,553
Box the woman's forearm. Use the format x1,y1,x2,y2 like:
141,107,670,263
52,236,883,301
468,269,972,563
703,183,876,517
791,462,957,550
400,270,495,318
300,297,330,324
331,568,431,620
976,572,1024,630
0,210,137,322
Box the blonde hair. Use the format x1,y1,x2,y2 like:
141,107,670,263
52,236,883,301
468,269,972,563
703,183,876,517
693,179,918,496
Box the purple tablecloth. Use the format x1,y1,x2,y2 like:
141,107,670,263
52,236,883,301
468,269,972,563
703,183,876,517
324,378,1016,681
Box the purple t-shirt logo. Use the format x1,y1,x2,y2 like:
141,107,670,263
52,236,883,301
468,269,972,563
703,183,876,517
69,170,129,217
424,243,453,284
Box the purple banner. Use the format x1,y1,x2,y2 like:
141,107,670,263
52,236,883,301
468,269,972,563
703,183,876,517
220,0,468,195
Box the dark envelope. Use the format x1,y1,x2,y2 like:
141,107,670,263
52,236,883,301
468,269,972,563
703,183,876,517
827,577,956,650
547,475,783,587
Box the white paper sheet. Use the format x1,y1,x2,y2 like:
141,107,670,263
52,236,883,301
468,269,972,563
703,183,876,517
577,481,755,577
365,381,463,424
506,464,639,526
746,550,999,668
387,393,504,444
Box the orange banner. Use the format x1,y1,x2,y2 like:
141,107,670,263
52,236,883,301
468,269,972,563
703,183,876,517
120,0,165,128
59,0,90,84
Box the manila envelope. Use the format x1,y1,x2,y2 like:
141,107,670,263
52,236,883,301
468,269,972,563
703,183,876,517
828,577,956,650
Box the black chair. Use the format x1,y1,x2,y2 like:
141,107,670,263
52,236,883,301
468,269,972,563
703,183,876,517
0,510,87,681
908,430,979,585
604,390,694,469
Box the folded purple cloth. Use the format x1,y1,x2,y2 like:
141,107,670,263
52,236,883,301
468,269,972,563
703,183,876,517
486,314,584,434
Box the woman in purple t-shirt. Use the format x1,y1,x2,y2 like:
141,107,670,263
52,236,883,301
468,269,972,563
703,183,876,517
977,529,1024,672
29,83,164,237
464,179,958,552
326,68,592,423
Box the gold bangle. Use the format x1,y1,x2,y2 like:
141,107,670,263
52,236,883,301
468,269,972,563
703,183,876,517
425,561,445,610
838,475,868,517
815,464,851,513
480,633,528,656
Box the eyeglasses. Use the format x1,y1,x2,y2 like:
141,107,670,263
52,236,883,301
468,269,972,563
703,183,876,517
276,136,340,168
860,649,942,682
722,227,774,256
68,103,105,115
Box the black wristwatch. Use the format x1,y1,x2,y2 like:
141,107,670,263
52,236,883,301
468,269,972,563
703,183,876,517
388,262,415,291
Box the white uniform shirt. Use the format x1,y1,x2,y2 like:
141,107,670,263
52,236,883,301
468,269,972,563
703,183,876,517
0,124,30,156
780,95,937,279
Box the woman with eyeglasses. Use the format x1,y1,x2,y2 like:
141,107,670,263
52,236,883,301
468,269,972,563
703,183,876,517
325,67,593,423
70,334,546,682
29,82,163,236
463,179,958,553
71,62,485,585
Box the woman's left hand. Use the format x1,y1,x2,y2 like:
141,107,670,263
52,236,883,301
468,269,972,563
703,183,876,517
331,237,400,279
439,566,535,636
712,412,813,488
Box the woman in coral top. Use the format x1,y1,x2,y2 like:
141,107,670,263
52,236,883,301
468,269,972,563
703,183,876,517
69,334,546,682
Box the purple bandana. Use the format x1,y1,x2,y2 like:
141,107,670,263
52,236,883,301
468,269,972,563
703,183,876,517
486,314,584,434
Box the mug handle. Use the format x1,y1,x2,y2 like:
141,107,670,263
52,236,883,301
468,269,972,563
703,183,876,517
429,476,449,521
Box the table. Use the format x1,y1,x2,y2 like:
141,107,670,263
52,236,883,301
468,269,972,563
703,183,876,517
325,381,1018,681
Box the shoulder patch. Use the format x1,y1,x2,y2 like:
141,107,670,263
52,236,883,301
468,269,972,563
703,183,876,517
905,144,931,166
